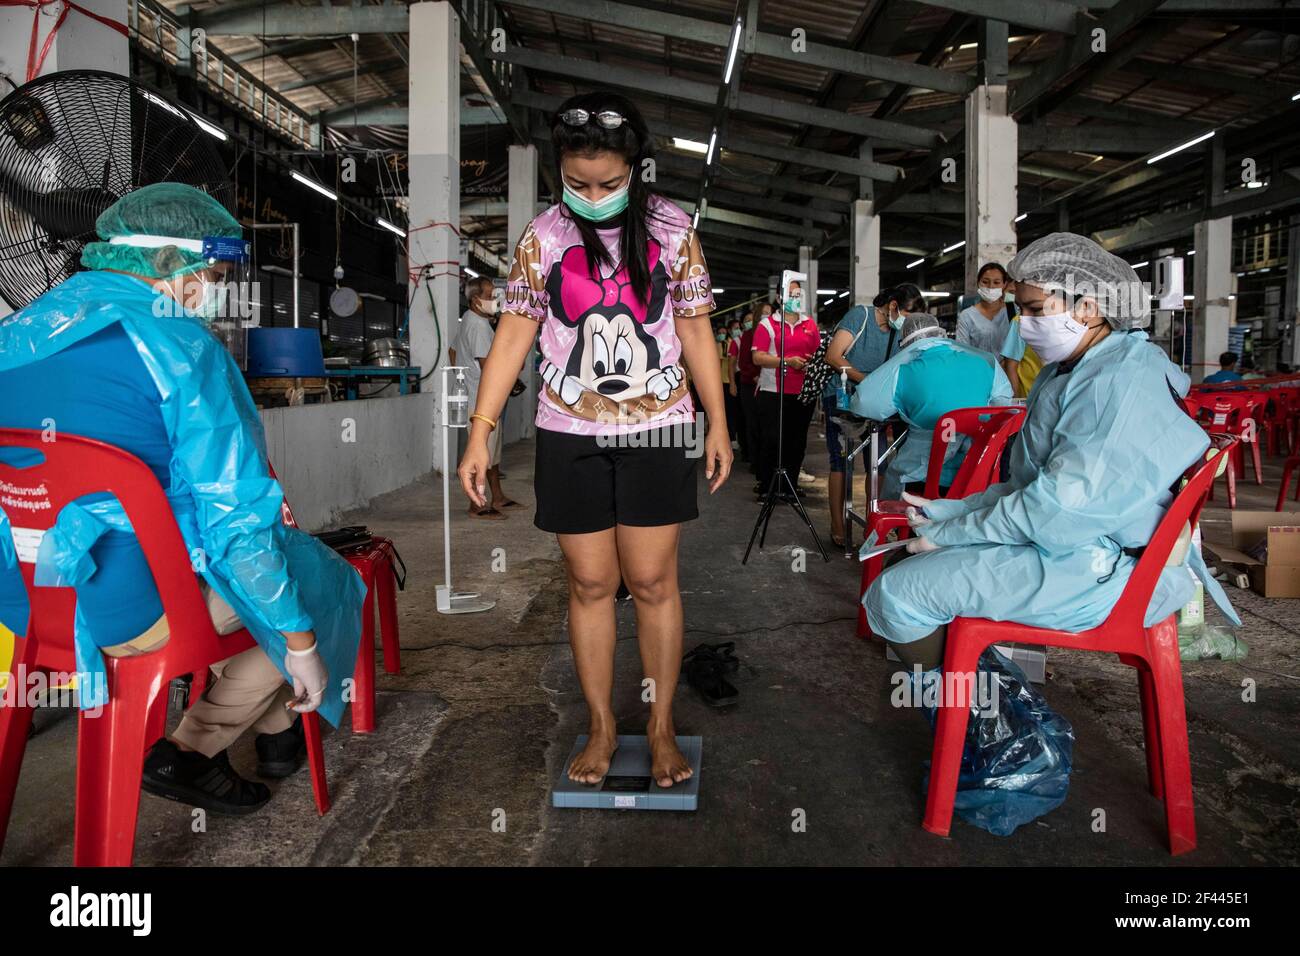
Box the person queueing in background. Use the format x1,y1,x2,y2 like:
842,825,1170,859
0,184,364,814
736,309,762,475
718,320,741,451
820,285,919,546
752,281,820,500
999,299,1043,400
457,91,731,789
450,275,523,519
956,262,1013,356
725,317,750,462
1203,351,1244,383
849,312,1012,498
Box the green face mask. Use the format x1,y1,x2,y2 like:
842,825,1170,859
561,173,631,221
784,295,803,313
743,321,753,330
889,312,906,330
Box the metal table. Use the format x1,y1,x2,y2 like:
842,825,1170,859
324,365,422,400
833,409,907,560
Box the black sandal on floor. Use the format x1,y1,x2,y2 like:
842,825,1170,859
683,643,740,707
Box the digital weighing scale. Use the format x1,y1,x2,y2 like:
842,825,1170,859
552,735,702,811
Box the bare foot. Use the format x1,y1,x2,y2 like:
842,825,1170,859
648,726,693,789
567,729,617,785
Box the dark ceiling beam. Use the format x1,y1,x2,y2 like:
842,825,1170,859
503,0,971,94
1009,0,1166,118
489,46,944,149
1124,57,1300,102
196,2,409,35
1094,168,1300,251
912,0,1081,34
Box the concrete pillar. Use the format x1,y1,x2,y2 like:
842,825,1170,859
504,143,539,442
507,145,538,265
0,0,128,80
1192,215,1233,383
852,200,880,307
964,84,1018,289
408,2,460,467
798,244,817,319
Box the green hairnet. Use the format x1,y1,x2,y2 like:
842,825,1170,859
80,182,241,279
1008,232,1148,330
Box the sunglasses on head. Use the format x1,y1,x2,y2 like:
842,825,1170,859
559,108,626,130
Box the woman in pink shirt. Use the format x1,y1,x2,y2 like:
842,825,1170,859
751,281,820,499
457,92,732,789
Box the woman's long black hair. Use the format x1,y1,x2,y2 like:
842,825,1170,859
873,282,924,312
550,91,666,305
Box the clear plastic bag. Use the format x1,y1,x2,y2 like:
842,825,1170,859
918,647,1075,836
1178,622,1248,662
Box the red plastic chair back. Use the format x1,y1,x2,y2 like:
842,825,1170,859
1101,443,1230,634
922,406,1026,500
1199,392,1266,438
0,428,223,675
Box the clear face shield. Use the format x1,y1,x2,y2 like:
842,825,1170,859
196,236,254,323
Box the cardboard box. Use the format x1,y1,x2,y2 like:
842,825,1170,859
1206,511,1300,598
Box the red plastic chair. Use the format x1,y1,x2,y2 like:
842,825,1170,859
275,487,401,736
1263,387,1300,457
1196,392,1265,486
1181,395,1243,508
1275,455,1300,511
922,443,1234,856
857,406,1025,640
0,429,331,867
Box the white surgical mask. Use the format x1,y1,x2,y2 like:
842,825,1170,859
1018,309,1090,364
977,286,1004,303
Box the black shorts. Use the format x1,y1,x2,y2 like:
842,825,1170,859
534,426,700,534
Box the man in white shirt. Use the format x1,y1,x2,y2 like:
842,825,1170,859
451,276,521,518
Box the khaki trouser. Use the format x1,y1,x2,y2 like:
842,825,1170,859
102,585,294,758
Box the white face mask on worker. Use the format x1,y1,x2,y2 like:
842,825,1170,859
977,286,1004,303
1018,310,1090,364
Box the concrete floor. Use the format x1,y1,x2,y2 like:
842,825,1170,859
4,419,1299,866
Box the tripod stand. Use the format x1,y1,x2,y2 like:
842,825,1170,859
743,312,829,564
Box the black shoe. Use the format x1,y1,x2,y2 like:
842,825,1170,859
142,739,271,815
255,718,306,779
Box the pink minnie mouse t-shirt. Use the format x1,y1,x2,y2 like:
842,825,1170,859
503,194,714,437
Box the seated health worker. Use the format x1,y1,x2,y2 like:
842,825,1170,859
864,232,1240,674
849,313,1012,499
0,183,365,815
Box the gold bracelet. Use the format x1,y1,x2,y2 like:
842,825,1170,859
470,413,498,430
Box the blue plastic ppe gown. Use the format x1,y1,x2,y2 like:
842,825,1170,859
849,337,1013,499
0,271,364,726
865,330,1240,644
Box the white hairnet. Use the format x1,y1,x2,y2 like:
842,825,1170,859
1008,232,1149,330
900,312,946,347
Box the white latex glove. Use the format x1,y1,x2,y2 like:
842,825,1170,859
284,643,329,714
905,535,941,555
901,490,933,512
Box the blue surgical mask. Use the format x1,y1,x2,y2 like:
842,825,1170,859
562,173,631,221
889,311,906,330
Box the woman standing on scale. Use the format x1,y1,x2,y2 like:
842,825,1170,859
457,92,731,788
